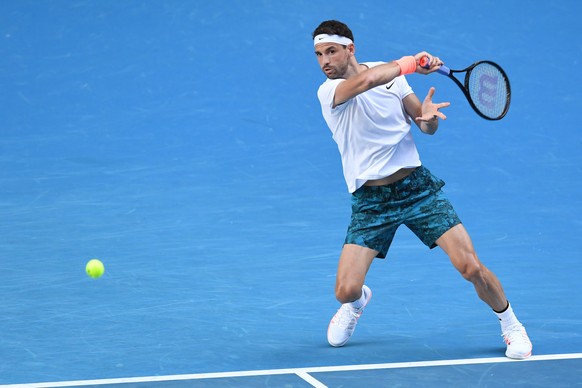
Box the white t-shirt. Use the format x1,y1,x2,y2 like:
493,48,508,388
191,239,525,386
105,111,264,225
317,61,422,193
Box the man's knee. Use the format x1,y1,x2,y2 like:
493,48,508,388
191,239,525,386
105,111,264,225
457,253,484,282
335,282,363,304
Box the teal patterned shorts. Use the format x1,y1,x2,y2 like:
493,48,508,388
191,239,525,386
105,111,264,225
345,166,461,258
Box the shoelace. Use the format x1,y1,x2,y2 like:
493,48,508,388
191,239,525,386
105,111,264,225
334,305,362,330
502,323,529,344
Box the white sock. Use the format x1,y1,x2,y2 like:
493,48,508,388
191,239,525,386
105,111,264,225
349,287,367,310
495,302,520,332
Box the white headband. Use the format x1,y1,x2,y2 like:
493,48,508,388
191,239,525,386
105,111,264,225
313,34,353,47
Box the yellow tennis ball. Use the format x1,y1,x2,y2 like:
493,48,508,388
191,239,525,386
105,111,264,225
86,259,105,279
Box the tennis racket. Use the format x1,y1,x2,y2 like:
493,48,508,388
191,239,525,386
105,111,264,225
420,56,511,120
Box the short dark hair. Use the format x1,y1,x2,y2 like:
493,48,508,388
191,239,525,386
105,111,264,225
312,20,354,42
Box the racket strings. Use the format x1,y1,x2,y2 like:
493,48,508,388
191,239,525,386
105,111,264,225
467,63,510,119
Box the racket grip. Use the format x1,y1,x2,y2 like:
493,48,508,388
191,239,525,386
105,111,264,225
419,55,431,69
420,55,450,75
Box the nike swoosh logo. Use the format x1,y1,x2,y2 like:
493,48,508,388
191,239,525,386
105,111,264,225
318,37,324,40
385,81,395,90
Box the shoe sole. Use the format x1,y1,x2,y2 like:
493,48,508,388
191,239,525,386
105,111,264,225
506,349,532,360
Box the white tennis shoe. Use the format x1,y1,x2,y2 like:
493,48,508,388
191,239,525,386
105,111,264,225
503,323,532,359
327,285,372,347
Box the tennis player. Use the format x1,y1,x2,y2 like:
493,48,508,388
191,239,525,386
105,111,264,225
313,20,532,359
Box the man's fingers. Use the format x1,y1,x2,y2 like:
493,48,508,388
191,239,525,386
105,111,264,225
416,112,447,122
426,87,436,99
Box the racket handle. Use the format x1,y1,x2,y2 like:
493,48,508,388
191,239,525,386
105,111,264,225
437,65,450,75
420,55,450,75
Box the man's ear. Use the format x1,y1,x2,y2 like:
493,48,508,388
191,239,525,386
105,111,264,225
347,43,355,56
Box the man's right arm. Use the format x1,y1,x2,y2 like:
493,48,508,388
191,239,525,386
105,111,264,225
332,52,443,108
332,62,402,108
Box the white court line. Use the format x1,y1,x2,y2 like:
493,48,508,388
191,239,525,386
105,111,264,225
296,371,328,388
2,353,581,388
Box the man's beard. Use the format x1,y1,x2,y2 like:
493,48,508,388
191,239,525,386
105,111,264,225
325,62,348,79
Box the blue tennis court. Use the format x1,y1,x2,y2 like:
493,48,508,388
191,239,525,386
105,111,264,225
1,1,581,387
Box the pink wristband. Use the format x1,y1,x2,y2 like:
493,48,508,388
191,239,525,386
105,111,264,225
394,55,417,76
